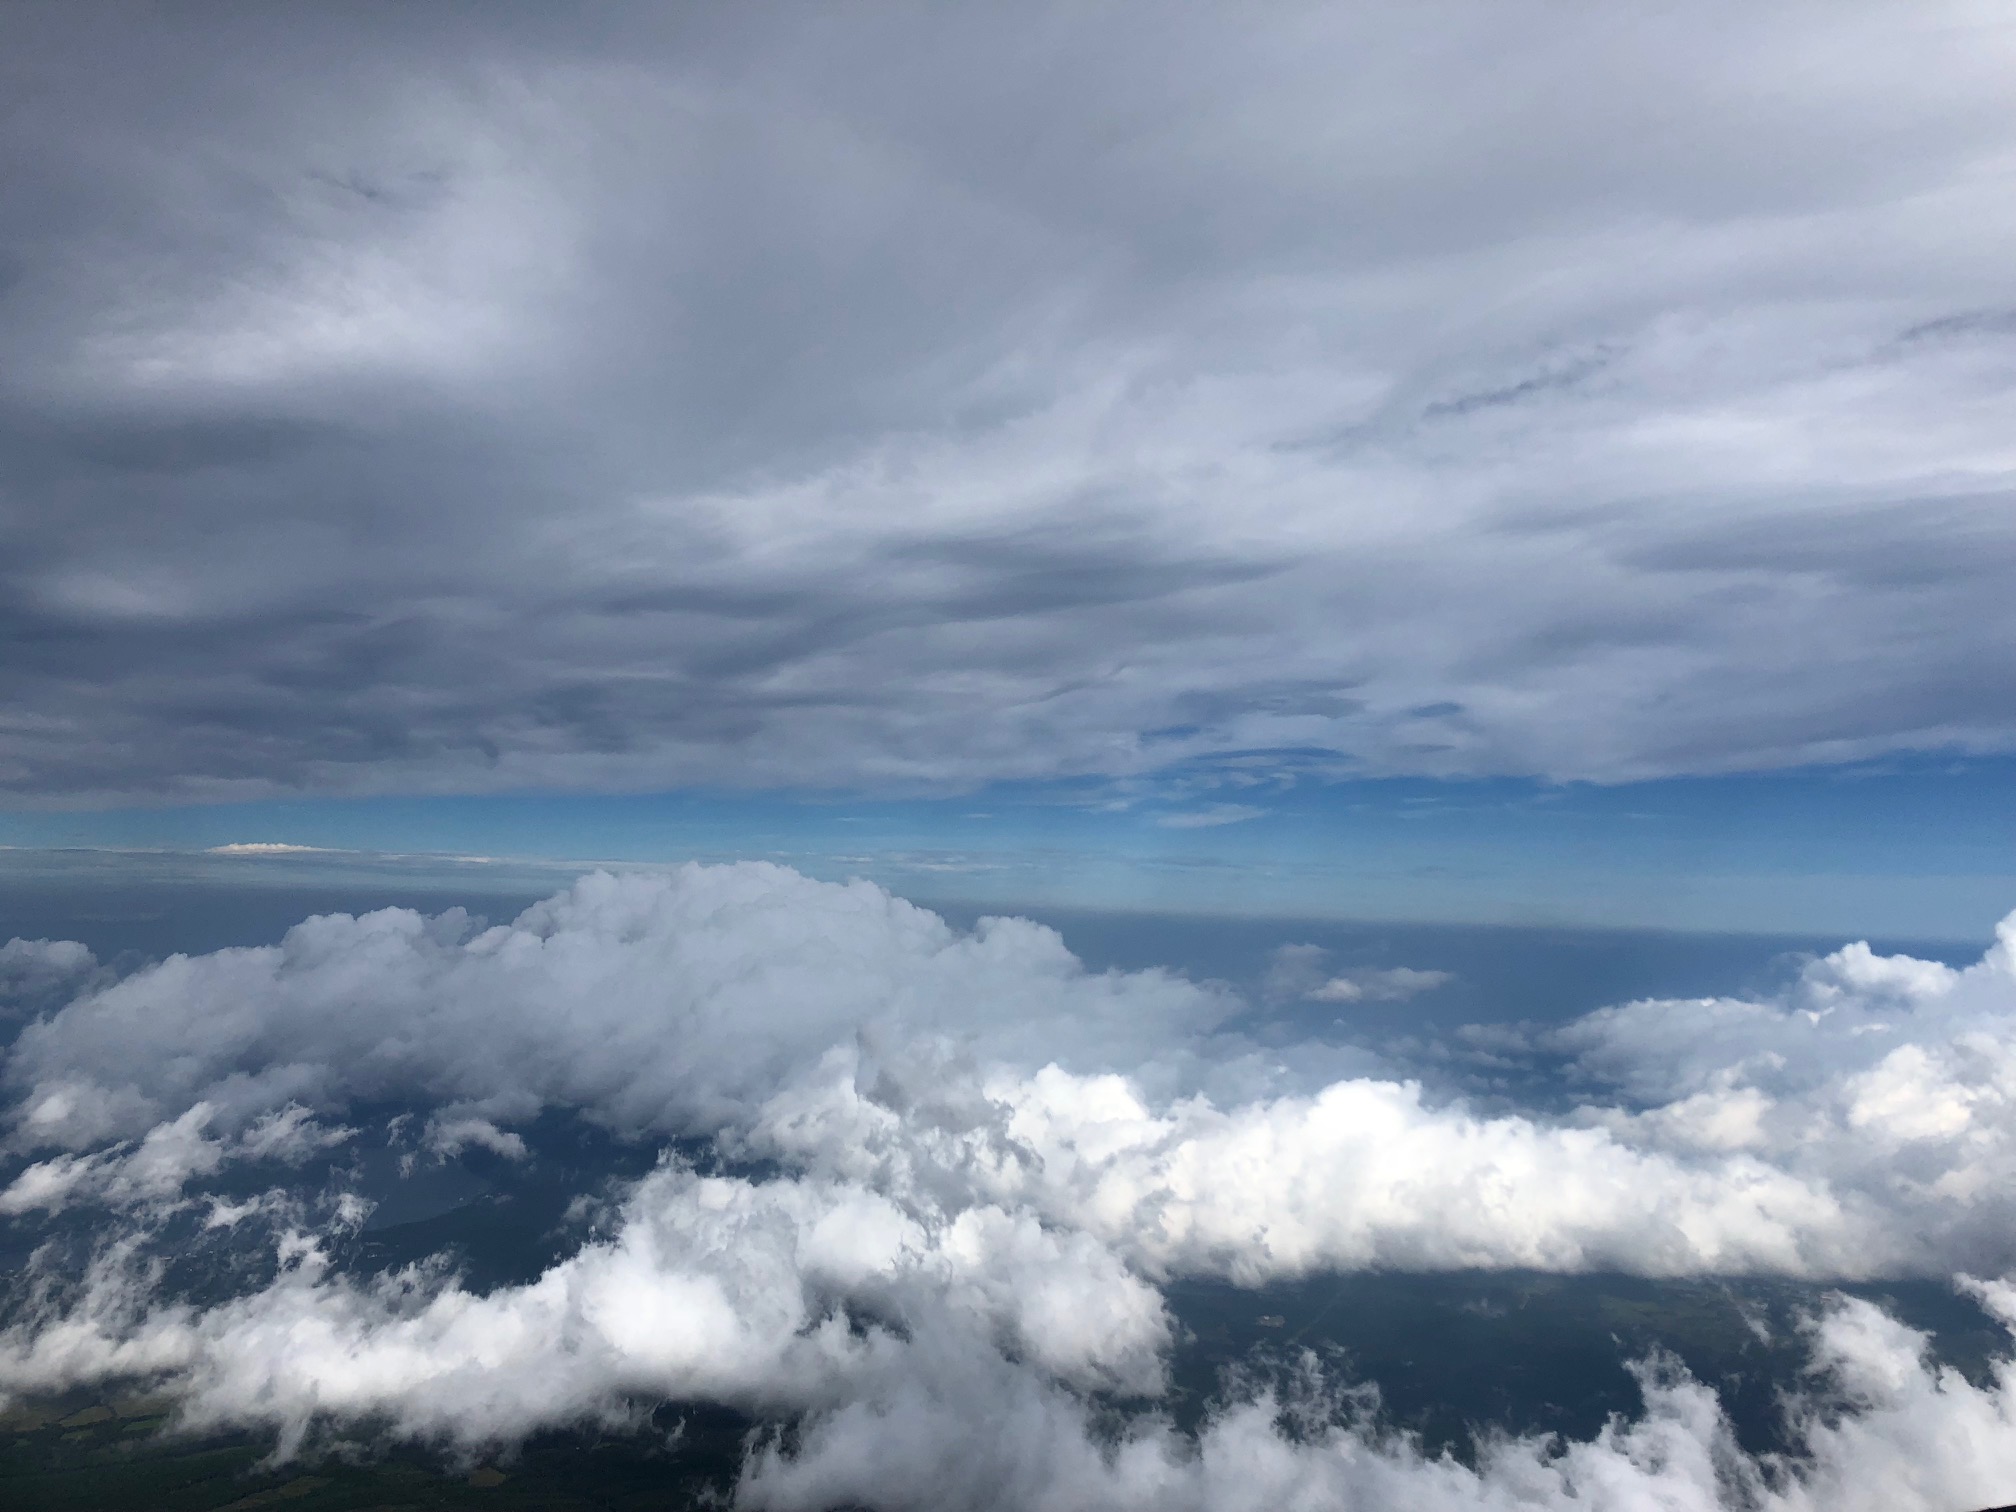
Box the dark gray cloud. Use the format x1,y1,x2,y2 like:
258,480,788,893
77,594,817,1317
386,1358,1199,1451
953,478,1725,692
3,1,2014,801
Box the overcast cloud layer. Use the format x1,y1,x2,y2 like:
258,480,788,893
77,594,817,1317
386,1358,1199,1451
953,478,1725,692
9,865,2016,1507
3,2,2015,802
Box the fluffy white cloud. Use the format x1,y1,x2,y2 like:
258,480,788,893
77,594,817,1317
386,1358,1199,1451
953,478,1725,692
10,865,2016,1279
740,1293,2016,1512
2,865,1241,1151
6,1163,2016,1512
769,1061,1880,1279
1540,915,2016,1268
0,1103,349,1217
0,1161,1169,1442
7,865,2016,1506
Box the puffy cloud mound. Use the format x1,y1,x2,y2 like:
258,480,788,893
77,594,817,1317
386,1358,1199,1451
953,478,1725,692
7,1164,2016,1512
3,864,1237,1152
6,863,2016,1507
750,1056,1884,1280
13,864,2016,1279
0,1163,1170,1451
0,938,103,1019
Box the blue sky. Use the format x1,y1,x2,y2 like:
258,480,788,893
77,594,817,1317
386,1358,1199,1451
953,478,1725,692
4,3,2015,947
7,753,2012,939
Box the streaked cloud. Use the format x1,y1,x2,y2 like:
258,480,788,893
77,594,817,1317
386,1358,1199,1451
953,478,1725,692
0,4,2013,801
205,842,334,856
1306,964,1455,1003
1153,804,1267,829
1264,944,1455,1003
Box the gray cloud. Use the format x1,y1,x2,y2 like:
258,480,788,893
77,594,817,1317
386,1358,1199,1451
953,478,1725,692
0,936,101,1019
3,2,2015,800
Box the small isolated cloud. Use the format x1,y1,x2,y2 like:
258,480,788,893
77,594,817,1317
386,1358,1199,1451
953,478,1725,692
206,843,332,856
1155,804,1267,829
1265,945,1453,1003
1308,967,1455,1004
424,1115,529,1162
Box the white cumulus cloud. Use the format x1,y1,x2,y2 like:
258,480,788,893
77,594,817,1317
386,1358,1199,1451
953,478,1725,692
6,865,2016,1507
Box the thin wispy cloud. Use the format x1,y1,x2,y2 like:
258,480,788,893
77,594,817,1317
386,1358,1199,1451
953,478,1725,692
1153,804,1267,829
1264,944,1456,1003
204,843,333,857
1306,965,1455,1003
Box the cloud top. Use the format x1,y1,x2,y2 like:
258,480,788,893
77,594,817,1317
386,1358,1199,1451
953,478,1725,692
6,864,2016,1284
4,864,2016,1503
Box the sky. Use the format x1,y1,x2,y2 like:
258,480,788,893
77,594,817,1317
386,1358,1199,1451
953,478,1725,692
4,757,2016,937
8,8,2016,1511
1,1,2014,937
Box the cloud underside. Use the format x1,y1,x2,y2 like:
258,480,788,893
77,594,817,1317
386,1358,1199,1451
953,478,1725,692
2,4,2016,799
6,865,2016,1506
